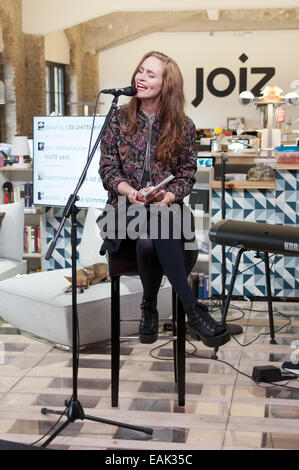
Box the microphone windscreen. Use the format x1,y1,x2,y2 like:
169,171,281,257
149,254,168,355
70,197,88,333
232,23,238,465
126,86,137,96
101,86,137,96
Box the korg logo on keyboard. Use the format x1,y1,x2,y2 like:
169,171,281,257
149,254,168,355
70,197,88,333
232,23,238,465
284,242,299,252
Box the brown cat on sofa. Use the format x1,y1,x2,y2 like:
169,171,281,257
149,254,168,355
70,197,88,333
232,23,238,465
64,263,110,293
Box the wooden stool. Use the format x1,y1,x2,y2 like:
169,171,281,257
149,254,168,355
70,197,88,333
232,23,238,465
109,240,186,407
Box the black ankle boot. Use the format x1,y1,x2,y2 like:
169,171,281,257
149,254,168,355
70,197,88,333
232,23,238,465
138,299,159,344
186,302,230,348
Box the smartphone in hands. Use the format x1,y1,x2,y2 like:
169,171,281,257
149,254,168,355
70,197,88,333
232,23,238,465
141,175,175,200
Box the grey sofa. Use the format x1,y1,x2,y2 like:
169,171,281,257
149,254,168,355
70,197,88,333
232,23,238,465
0,207,171,349
0,201,27,281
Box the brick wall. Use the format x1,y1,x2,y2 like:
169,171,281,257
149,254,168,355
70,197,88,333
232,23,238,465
23,35,46,138
65,25,99,116
0,56,5,140
0,0,99,142
0,0,21,142
0,0,46,141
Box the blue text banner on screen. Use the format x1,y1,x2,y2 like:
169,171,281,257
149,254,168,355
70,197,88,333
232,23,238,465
33,116,107,208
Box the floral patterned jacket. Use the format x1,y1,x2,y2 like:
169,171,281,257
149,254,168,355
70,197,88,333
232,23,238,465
99,106,197,208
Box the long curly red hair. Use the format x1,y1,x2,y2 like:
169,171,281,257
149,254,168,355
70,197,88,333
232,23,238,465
124,51,187,165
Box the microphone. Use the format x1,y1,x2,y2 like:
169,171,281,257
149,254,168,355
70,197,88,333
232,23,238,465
101,86,137,97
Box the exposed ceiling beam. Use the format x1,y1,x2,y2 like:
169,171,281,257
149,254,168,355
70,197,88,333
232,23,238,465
64,8,299,55
23,0,299,35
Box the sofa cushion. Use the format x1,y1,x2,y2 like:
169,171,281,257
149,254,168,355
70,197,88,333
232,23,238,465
0,258,27,281
0,268,171,348
78,207,107,266
0,201,24,262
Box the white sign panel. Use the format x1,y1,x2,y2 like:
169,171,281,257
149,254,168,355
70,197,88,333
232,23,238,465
33,116,107,208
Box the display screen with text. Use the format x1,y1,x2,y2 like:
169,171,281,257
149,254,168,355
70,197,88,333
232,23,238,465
33,116,107,208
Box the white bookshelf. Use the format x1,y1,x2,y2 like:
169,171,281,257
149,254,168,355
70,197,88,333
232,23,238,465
0,166,45,272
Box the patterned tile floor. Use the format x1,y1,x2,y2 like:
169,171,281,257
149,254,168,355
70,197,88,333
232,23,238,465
1,300,299,451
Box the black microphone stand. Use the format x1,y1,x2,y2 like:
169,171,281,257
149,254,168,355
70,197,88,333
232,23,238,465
39,93,152,448
220,152,228,323
212,151,243,360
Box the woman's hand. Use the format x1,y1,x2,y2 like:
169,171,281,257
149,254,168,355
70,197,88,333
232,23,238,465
127,189,145,205
138,188,176,206
117,182,145,205
154,191,176,206
124,184,175,206
139,187,165,204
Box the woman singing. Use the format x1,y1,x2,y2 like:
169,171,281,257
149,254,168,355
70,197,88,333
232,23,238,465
99,51,230,348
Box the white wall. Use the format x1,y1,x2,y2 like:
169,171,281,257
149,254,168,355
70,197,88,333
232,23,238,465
99,30,299,130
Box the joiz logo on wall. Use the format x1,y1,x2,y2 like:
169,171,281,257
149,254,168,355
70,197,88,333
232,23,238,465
192,53,275,107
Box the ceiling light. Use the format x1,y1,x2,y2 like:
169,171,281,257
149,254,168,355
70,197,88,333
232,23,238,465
207,9,219,21
285,92,299,106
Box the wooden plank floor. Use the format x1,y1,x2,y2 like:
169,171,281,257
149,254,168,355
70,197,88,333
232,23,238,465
1,300,299,451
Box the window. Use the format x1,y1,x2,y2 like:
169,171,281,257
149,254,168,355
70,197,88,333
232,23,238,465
46,62,66,115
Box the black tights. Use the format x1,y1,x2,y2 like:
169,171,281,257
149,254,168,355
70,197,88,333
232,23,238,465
136,237,198,309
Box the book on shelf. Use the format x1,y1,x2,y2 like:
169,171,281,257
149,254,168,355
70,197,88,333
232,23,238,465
9,182,33,207
198,243,209,255
191,272,199,296
13,183,25,203
30,227,35,253
203,275,209,299
35,226,41,253
8,189,13,203
198,273,205,300
190,272,209,300
24,183,33,207
23,225,41,254
23,226,28,253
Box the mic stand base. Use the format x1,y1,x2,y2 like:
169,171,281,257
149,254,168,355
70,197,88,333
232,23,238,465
39,95,153,448
40,400,153,448
226,323,243,336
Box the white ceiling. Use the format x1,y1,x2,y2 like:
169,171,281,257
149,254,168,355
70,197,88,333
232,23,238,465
22,0,299,35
